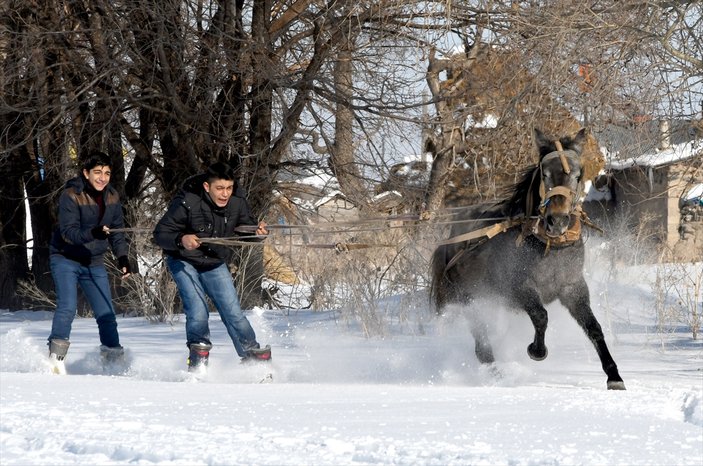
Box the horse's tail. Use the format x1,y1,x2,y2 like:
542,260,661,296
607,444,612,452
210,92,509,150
429,244,449,315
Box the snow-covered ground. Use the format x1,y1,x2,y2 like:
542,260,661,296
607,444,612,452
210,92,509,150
1,256,702,465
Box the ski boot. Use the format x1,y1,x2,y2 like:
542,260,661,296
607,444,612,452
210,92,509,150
100,345,125,363
187,342,212,373
242,344,272,363
48,338,70,375
100,345,126,374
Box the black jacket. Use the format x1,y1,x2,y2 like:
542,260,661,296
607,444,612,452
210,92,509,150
49,176,129,266
153,174,258,269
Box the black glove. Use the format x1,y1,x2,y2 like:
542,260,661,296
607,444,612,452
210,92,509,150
117,256,131,275
91,226,108,240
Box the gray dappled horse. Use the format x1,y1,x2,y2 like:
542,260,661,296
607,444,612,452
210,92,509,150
430,128,625,390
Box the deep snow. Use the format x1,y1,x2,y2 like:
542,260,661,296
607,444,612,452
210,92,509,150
1,258,702,465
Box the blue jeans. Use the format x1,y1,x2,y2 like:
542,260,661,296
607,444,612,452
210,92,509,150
166,257,257,358
49,254,120,347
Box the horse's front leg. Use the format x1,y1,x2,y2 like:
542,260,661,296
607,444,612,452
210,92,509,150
516,288,549,361
561,280,626,390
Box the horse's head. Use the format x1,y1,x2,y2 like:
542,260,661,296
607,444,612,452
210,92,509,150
532,128,588,238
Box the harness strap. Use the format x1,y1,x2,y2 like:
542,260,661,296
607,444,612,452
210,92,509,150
542,185,573,201
540,186,575,214
559,152,571,174
553,140,572,174
435,218,521,246
439,206,603,274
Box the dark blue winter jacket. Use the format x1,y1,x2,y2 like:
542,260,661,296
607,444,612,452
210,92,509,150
49,176,129,266
152,174,258,270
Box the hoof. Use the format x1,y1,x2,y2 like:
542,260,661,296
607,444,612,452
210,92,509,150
527,343,548,361
487,363,503,380
607,380,626,390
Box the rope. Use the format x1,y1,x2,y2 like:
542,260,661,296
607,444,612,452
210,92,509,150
105,210,520,237
107,227,153,234
301,242,397,252
198,236,268,246
197,237,395,251
105,206,601,253
104,208,537,251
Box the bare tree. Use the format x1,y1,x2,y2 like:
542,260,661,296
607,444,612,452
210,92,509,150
1,1,700,309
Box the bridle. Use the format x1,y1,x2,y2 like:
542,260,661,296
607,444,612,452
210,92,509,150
535,145,585,218
523,141,590,251
437,139,601,257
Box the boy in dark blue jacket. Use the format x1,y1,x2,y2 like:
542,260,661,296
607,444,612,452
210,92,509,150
153,162,271,371
48,151,131,372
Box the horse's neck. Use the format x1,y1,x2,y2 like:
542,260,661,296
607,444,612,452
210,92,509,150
507,169,541,219
504,197,536,219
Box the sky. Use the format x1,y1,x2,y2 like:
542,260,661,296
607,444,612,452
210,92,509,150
1,238,702,466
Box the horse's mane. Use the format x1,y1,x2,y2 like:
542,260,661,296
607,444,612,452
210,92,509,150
499,164,540,218
469,128,590,221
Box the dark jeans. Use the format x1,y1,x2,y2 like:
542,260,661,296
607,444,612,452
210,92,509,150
166,257,258,358
49,254,120,347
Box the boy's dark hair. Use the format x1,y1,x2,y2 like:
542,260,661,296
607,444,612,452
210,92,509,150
82,151,112,171
206,162,236,183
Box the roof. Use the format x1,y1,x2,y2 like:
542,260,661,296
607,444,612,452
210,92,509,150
607,139,701,170
595,120,702,169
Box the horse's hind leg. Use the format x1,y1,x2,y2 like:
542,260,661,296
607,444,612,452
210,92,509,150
562,280,625,390
470,321,495,364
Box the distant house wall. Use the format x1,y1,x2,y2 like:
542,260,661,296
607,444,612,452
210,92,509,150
611,164,671,245
667,164,699,247
610,160,703,260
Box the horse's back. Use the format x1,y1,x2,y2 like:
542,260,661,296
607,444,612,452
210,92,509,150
430,202,508,309
447,202,505,237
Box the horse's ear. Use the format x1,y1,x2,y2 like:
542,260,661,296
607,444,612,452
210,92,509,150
533,128,552,157
564,128,589,154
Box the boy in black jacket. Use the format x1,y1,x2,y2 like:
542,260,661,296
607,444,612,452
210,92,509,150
153,162,270,371
48,151,131,372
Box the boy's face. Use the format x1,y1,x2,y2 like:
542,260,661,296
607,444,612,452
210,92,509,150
83,165,111,192
204,178,234,207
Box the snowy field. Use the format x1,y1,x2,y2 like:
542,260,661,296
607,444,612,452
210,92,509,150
1,259,702,465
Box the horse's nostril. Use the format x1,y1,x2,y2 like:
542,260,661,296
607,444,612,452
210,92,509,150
546,215,555,227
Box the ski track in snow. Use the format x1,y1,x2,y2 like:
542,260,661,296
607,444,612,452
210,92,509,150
1,305,702,465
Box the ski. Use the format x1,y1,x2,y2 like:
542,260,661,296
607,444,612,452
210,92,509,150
48,355,67,375
48,338,70,374
248,344,272,361
181,366,274,383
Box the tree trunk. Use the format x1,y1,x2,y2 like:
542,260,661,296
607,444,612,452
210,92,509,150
240,0,275,308
0,173,29,309
25,167,57,296
423,48,473,215
233,246,265,311
330,30,368,207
